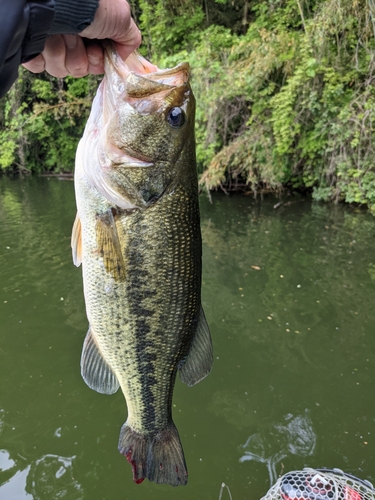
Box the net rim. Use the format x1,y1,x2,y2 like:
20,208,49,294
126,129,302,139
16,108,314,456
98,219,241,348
260,467,375,500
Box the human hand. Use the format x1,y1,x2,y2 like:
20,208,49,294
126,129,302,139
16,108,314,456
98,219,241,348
22,0,141,78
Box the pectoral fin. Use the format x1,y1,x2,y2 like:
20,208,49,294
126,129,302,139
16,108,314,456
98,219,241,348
179,308,213,387
96,209,126,282
71,212,82,267
81,327,120,394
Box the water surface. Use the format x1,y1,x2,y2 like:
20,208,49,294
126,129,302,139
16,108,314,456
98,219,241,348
1,177,375,500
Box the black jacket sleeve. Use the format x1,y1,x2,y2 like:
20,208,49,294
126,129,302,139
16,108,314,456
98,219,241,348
50,0,99,34
0,0,98,98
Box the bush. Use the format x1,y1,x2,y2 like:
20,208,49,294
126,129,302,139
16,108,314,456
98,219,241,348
2,0,375,210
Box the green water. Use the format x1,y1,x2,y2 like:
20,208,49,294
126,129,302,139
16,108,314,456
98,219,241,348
1,177,375,500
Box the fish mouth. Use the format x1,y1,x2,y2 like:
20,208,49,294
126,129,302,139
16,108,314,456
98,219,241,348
104,42,190,99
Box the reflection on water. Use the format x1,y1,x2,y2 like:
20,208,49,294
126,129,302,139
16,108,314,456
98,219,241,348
0,450,16,472
0,453,81,500
239,411,316,485
27,455,82,500
1,178,375,499
0,466,32,500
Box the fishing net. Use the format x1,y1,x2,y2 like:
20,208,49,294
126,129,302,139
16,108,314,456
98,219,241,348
261,468,375,500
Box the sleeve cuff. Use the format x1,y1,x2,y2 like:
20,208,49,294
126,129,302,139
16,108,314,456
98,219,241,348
21,0,55,63
49,0,99,34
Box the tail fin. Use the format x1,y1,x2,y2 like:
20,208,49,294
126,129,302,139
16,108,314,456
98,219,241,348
118,422,188,486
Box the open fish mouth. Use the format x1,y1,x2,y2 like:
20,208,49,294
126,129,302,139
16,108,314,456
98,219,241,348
103,42,190,100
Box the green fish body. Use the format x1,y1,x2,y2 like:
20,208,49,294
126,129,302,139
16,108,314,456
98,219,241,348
71,45,213,486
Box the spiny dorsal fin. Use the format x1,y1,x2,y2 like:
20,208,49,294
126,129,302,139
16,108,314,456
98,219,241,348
96,209,126,282
71,212,82,267
179,307,213,387
81,328,120,394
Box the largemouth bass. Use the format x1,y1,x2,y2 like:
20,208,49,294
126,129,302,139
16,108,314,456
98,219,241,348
71,44,213,486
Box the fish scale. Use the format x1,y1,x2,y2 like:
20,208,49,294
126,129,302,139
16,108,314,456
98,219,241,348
72,44,213,486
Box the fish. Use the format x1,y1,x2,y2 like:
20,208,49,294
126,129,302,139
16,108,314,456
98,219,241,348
71,43,213,487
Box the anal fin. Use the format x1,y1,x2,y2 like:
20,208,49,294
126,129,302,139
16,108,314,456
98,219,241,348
81,327,120,394
179,307,213,387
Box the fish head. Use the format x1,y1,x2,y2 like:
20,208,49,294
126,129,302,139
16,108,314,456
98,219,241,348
91,44,196,209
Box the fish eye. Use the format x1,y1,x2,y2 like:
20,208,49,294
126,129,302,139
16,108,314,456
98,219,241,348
167,107,185,128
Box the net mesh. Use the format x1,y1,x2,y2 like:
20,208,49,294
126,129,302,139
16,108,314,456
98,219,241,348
261,468,375,500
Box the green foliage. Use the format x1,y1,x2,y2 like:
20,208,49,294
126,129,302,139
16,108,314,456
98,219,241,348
176,0,375,211
0,139,17,169
0,70,98,174
136,0,205,55
2,0,375,210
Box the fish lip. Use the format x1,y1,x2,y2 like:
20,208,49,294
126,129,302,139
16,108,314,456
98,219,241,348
135,62,190,83
157,63,190,79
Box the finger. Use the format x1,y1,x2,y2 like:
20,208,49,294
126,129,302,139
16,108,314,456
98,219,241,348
42,35,68,78
62,35,89,77
22,53,46,73
86,42,105,74
79,0,142,62
114,19,142,62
